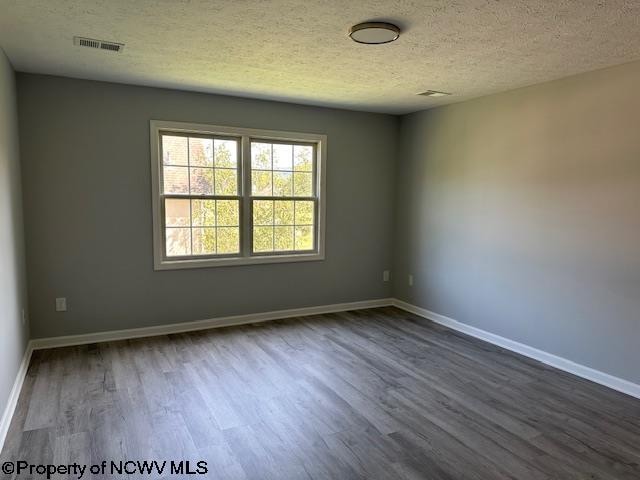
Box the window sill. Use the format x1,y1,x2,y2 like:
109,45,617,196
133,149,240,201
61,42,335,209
154,252,325,270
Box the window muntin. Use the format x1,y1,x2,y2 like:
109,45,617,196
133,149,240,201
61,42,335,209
151,121,326,269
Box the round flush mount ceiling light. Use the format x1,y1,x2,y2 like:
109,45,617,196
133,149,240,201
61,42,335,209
349,22,400,45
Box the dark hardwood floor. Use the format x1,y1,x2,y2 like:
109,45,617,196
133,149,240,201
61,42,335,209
1,307,639,479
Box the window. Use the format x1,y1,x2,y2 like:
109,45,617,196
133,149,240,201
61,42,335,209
150,121,326,269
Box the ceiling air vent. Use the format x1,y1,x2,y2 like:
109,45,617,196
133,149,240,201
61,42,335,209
418,90,451,97
73,36,124,53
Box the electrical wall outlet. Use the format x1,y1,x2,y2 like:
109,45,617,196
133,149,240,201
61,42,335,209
55,297,67,312
21,309,26,325
408,274,414,287
383,270,390,282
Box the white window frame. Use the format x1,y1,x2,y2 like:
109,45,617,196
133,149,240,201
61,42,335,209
150,120,327,270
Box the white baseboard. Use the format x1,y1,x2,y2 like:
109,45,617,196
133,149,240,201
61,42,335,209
31,298,394,350
0,341,34,454
392,299,640,400
4,295,637,456
1,298,392,453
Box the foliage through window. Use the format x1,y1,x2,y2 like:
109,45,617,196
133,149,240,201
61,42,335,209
151,122,326,269
251,141,315,254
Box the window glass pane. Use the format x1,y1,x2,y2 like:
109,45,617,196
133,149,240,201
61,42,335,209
293,172,313,197
165,199,190,227
251,142,272,169
253,226,274,252
192,228,216,255
274,200,294,225
252,171,272,196
191,199,215,227
190,168,214,195
294,201,314,225
215,168,238,196
215,139,237,168
216,200,239,226
166,228,191,256
273,144,293,171
253,200,273,226
294,145,313,172
217,227,240,254
295,226,313,251
274,226,294,251
162,136,188,166
273,171,293,196
189,137,213,167
164,166,189,194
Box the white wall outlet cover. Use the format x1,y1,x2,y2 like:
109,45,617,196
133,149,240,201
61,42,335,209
55,297,67,312
383,270,390,282
408,274,414,286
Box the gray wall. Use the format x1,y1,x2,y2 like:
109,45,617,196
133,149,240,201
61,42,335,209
17,61,640,384
394,61,640,384
0,51,29,417
18,74,398,338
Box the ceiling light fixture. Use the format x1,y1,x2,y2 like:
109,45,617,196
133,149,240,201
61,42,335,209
418,90,451,97
349,22,400,45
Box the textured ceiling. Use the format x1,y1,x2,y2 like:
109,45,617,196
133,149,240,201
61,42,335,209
2,1,640,114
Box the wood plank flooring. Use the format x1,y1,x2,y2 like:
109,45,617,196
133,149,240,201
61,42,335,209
1,307,639,479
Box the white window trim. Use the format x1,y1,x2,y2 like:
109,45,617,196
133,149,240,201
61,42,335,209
150,120,327,270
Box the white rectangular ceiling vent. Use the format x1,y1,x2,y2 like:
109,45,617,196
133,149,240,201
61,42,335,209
418,90,451,97
73,36,124,53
